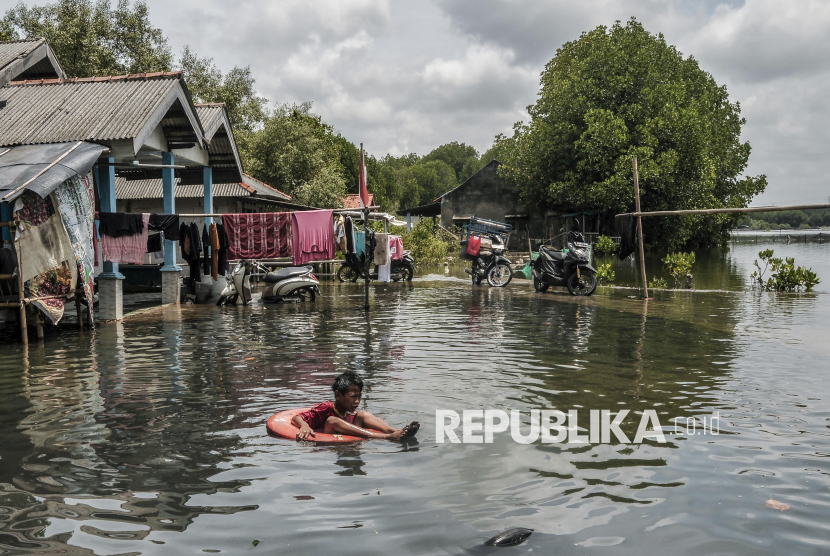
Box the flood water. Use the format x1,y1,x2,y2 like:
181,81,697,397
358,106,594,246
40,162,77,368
0,237,829,555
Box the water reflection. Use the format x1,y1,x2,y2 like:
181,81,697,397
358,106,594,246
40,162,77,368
0,238,828,554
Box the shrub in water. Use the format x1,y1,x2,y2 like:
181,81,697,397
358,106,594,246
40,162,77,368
662,252,695,287
649,276,668,289
596,263,615,284
594,235,616,255
751,249,820,291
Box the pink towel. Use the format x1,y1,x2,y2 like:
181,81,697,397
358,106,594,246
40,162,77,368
291,209,335,265
101,213,149,264
390,236,404,261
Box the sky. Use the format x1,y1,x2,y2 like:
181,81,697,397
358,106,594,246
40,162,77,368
4,0,830,206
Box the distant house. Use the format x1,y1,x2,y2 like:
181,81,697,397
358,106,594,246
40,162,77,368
399,160,602,250
342,193,374,209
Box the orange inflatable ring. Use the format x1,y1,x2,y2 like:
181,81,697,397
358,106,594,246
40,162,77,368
266,408,381,443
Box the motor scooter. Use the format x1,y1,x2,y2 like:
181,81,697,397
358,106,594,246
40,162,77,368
217,261,320,305
532,230,598,296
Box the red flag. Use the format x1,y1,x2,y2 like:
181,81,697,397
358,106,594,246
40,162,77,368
359,145,370,208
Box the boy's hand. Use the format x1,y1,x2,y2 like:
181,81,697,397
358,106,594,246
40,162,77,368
296,423,316,441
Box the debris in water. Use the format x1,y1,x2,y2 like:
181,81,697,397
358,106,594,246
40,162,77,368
294,495,314,500
485,528,534,547
766,497,790,511
245,357,255,361
252,539,259,547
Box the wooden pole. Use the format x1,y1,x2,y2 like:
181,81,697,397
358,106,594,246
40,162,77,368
633,158,649,299
13,223,27,345
362,143,370,310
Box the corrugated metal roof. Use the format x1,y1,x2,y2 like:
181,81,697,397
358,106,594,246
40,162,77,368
116,173,290,201
195,104,225,140
0,72,196,148
0,39,43,70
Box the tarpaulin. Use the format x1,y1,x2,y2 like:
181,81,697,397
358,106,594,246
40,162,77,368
0,141,109,202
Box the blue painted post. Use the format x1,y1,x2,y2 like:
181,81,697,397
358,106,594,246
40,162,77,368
1,202,11,244
203,166,213,226
97,158,124,280
161,152,181,304
96,158,124,320
407,212,412,233
161,152,180,272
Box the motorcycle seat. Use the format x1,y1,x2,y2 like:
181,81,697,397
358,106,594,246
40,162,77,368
540,247,568,261
264,266,311,283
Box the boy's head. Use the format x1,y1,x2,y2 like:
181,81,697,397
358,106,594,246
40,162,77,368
332,372,363,413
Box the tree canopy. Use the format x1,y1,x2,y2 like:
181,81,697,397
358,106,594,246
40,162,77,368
179,46,267,134
495,18,767,250
2,0,172,77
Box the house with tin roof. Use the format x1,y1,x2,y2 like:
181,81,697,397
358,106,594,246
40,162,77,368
0,38,64,87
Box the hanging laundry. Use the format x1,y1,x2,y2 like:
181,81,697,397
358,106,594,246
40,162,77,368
202,224,211,276
149,213,180,241
334,215,347,254
216,223,230,276
291,209,335,265
373,232,390,266
98,212,144,238
222,213,292,260
188,222,202,282
101,213,150,264
209,223,220,280
390,235,404,261
344,216,355,254
147,233,163,255
54,174,96,317
354,229,365,256
13,191,78,324
615,215,637,260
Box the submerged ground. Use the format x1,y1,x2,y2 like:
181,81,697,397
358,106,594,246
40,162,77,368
0,236,828,555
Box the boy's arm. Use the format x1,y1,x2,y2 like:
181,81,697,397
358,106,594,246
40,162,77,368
292,415,316,440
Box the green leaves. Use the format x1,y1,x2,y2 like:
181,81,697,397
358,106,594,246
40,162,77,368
495,18,767,251
661,251,695,287
3,0,172,77
751,250,820,291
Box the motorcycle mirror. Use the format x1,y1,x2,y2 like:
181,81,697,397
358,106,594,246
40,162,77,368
559,227,565,233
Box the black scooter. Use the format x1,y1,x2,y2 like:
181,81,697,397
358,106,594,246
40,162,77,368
532,231,598,296
337,251,416,282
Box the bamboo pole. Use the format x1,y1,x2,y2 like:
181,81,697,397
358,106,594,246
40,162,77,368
13,223,27,345
633,158,649,300
362,144,370,310
620,202,830,218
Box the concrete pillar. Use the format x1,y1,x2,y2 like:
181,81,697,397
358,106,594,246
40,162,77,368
95,159,124,320
161,152,181,304
406,212,412,233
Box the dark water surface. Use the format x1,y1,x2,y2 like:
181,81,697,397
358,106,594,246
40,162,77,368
0,239,829,555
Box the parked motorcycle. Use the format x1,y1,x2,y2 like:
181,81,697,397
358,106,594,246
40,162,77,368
337,251,416,282
464,233,513,287
217,261,320,305
532,231,598,296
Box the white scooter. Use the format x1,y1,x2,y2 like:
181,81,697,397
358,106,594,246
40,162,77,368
217,260,320,305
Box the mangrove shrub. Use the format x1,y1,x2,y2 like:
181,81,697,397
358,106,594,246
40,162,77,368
495,18,767,251
751,250,820,292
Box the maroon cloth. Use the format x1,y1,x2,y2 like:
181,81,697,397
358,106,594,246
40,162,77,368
222,213,292,259
291,209,335,265
466,235,481,256
296,401,355,431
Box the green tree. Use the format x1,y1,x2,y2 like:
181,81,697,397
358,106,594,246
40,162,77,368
179,46,267,134
496,18,767,250
3,0,172,77
241,102,345,208
421,141,481,182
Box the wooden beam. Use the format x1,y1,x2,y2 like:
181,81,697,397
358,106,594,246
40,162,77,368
620,203,830,218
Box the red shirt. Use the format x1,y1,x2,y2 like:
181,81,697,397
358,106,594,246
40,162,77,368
297,401,355,431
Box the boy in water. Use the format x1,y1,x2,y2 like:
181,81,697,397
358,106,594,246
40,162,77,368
293,372,419,441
